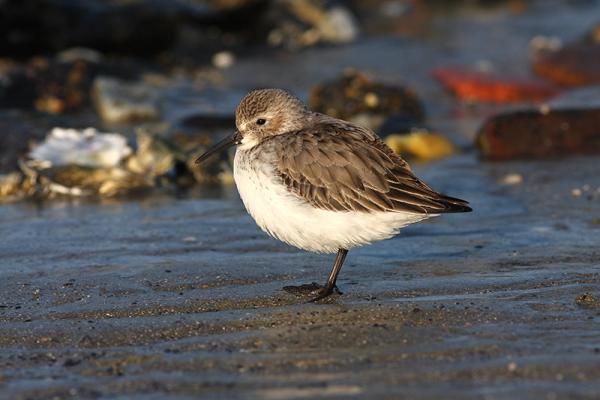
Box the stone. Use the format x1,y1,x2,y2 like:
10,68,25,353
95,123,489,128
265,0,359,49
0,172,32,202
126,131,185,178
92,77,160,123
309,70,424,131
476,108,600,160
212,51,236,69
2,58,97,113
0,56,144,114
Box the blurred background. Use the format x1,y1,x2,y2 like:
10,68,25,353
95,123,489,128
1,1,600,399
1,0,599,200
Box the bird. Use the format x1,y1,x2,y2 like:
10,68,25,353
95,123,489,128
196,88,471,302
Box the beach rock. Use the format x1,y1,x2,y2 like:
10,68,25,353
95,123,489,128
92,77,160,124
0,172,23,197
309,70,424,131
476,108,600,160
0,172,35,203
26,164,151,198
0,56,146,114
184,134,235,185
0,58,91,113
265,0,359,49
16,125,219,199
533,23,600,87
126,131,186,178
385,130,456,161
433,66,560,103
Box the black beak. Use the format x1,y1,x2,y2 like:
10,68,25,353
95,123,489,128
195,131,242,164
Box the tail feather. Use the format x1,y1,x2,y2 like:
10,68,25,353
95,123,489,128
437,194,472,213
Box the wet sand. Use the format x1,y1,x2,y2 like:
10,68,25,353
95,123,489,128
1,153,599,399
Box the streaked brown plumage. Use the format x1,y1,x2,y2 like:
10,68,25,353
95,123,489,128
272,120,470,214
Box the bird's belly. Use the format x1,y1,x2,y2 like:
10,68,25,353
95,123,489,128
234,153,432,253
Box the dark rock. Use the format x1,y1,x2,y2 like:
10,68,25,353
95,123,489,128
433,66,560,103
92,77,160,123
476,108,600,160
263,0,359,49
0,56,144,114
309,70,424,131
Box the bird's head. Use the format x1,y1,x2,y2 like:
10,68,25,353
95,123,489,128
235,88,308,147
195,88,308,164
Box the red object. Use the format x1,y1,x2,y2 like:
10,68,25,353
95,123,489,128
433,66,560,103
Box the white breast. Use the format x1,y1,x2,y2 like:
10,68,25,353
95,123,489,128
233,148,433,254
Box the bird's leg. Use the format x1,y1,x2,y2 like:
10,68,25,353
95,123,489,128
282,249,348,300
308,248,348,302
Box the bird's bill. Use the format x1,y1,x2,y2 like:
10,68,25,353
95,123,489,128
195,131,242,164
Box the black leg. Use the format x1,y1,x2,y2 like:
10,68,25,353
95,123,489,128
308,248,348,302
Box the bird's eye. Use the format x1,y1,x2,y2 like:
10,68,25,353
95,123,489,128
256,118,266,125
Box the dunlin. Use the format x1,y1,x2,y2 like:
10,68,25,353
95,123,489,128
196,89,471,301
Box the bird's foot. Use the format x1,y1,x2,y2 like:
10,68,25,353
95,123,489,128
282,282,342,302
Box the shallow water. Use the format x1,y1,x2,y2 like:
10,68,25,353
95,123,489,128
1,1,600,399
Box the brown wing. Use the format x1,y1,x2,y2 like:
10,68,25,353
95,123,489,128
271,120,471,214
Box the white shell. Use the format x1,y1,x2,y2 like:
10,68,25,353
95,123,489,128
29,127,132,168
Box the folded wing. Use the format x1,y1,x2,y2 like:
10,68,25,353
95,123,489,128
272,120,472,214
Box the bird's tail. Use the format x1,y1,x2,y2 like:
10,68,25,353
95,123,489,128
437,194,472,213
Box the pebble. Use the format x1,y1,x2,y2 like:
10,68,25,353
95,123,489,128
92,76,159,123
212,51,235,69
501,173,523,185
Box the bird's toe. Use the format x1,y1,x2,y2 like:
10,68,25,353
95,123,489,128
282,283,342,302
282,282,322,295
